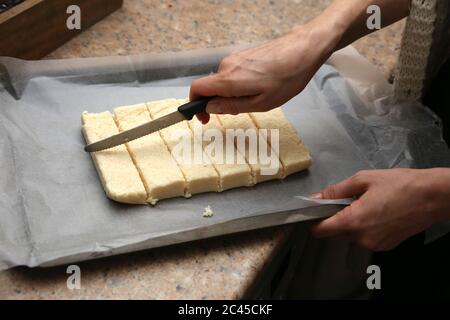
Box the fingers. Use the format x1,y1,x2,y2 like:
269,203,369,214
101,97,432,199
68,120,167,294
190,75,270,115
315,171,371,200
310,171,374,239
195,112,210,124
310,201,361,238
189,74,225,101
189,73,262,104
206,96,266,115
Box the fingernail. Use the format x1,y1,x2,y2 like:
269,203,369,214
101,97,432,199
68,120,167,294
206,103,222,114
310,192,323,199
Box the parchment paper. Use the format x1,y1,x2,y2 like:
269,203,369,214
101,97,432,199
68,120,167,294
0,46,448,270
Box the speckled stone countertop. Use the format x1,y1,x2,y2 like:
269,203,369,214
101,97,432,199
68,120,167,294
0,0,405,299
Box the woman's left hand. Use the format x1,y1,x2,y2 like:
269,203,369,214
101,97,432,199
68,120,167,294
310,168,450,251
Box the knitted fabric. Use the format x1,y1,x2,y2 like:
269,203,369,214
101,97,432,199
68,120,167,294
394,0,438,101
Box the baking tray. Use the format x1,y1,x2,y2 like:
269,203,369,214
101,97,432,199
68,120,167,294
0,47,448,269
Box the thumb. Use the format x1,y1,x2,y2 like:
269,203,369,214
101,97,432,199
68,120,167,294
315,174,369,200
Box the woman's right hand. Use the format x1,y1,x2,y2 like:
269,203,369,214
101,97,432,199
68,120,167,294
189,20,343,123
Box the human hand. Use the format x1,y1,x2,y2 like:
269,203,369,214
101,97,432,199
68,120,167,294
190,21,342,123
310,168,450,251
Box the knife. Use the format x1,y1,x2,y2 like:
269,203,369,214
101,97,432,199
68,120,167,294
84,97,213,152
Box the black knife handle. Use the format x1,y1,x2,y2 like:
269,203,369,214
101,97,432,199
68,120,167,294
178,97,214,120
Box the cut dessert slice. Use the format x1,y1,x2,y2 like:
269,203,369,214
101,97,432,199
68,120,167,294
217,113,284,183
81,111,147,204
250,108,312,177
114,103,185,204
147,99,220,196
189,114,253,191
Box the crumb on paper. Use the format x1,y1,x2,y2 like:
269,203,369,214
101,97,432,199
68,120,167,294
203,205,214,218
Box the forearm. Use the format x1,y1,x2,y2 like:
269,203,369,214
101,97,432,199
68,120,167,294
190,0,412,116
305,0,411,52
